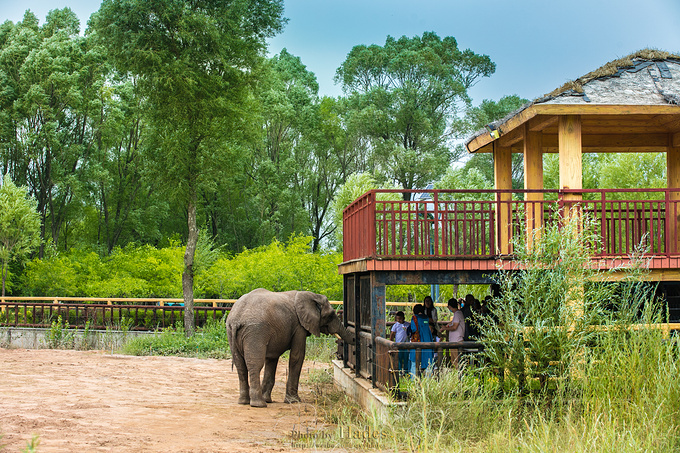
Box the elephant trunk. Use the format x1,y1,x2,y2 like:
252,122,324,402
331,319,355,346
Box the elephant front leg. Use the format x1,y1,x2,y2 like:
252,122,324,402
262,357,279,403
285,336,307,403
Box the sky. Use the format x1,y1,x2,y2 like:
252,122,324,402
2,0,680,106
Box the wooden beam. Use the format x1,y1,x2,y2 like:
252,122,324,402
667,144,680,254
476,143,494,153
494,145,513,191
543,146,668,153
673,132,680,148
466,103,680,153
541,133,669,150
527,115,558,132
498,126,524,147
466,107,539,153
535,104,680,116
524,130,544,191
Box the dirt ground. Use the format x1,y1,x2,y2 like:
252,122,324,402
0,348,336,452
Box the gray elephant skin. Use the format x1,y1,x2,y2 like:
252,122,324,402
226,288,355,407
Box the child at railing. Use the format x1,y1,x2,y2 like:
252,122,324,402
389,311,411,377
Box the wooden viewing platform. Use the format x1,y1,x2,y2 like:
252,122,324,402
337,53,680,393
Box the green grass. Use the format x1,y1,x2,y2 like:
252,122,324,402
121,317,230,359
304,331,680,453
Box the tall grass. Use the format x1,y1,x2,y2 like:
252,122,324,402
317,212,680,452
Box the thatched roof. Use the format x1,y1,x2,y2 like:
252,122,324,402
465,49,680,151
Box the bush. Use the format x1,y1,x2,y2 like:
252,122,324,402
121,317,230,359
18,236,342,301
197,235,343,300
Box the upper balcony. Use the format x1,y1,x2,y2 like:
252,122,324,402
340,188,680,279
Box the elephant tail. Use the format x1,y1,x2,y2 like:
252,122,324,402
226,320,243,371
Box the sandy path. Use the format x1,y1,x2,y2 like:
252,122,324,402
0,349,332,452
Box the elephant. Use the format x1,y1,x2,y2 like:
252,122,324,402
226,288,355,407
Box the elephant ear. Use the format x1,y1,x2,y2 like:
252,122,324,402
295,291,322,336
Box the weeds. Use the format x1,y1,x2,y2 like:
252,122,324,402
46,316,75,349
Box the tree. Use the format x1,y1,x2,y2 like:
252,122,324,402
457,95,528,189
336,32,495,199
0,9,104,255
0,175,41,296
246,49,318,245
91,0,285,336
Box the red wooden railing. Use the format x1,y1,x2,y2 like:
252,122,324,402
343,188,680,262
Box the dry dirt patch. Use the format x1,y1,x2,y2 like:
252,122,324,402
0,348,333,452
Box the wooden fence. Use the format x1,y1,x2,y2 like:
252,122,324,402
0,297,345,331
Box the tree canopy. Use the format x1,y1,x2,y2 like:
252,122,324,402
336,32,495,198
1,8,671,302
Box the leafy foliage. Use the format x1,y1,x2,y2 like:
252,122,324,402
20,235,342,300
0,175,40,296
337,32,495,195
480,211,660,393
198,235,343,300
122,317,230,359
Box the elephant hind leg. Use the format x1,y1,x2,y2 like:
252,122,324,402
231,347,250,405
243,342,268,408
262,357,279,403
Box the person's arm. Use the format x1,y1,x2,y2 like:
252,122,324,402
442,321,459,331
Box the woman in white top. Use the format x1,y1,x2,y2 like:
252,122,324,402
442,298,465,368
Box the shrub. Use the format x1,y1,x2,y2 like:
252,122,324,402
197,235,343,300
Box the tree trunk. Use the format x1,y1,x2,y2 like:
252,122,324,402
1,261,7,297
183,192,198,337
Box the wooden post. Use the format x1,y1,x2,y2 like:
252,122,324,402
559,115,583,217
558,115,584,319
524,128,544,249
494,144,513,254
667,144,680,254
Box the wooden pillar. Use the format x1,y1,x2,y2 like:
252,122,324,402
558,115,583,210
524,128,544,249
667,144,680,254
558,115,584,319
494,144,513,254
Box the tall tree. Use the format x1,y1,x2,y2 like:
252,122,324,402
91,0,285,335
0,9,103,255
247,49,318,244
336,32,495,199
